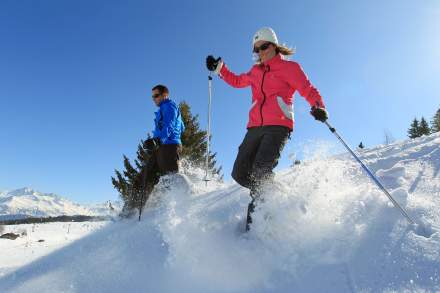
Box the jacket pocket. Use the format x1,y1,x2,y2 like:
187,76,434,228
276,96,294,121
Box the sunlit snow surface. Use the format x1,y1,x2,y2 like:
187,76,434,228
0,133,439,292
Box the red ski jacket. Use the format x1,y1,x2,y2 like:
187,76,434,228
219,54,325,130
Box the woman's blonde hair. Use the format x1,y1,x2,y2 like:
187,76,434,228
255,43,295,64
276,43,295,56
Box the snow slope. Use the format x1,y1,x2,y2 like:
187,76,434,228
0,188,119,220
0,222,108,278
0,133,439,292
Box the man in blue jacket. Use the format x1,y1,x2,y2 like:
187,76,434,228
144,84,185,175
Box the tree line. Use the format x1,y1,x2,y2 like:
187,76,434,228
0,215,110,225
357,107,439,150
407,107,440,139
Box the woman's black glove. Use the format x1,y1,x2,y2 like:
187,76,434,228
310,106,328,122
206,55,221,72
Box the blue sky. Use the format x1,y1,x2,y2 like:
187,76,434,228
1,0,439,204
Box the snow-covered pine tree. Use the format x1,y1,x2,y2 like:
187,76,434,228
430,108,440,133
408,118,420,139
419,117,431,136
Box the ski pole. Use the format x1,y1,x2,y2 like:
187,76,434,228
324,120,416,226
138,163,148,221
138,189,145,221
204,74,213,185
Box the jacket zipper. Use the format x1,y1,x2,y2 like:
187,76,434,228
259,65,269,126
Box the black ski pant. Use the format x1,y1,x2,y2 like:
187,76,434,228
156,144,182,175
231,126,290,197
141,144,182,193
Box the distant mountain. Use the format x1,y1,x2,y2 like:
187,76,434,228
0,188,120,221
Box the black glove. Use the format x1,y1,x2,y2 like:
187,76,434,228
144,137,161,153
310,106,328,122
206,55,221,71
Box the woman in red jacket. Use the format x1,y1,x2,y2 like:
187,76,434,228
206,27,328,230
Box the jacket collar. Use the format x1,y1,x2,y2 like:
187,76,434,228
159,98,171,107
261,53,282,67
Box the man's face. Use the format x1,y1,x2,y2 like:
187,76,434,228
152,89,165,107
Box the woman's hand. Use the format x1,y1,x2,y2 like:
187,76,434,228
206,55,222,72
310,106,328,122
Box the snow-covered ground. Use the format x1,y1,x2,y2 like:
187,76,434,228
0,222,109,278
0,133,439,292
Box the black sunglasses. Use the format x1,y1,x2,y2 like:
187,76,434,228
253,42,272,53
152,93,161,99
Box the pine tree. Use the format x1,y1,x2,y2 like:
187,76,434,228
179,101,221,175
408,118,420,139
431,108,440,133
419,117,431,136
112,101,221,216
111,140,155,217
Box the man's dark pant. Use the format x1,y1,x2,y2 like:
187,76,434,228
148,143,182,175
156,144,182,174
141,144,182,193
232,126,290,196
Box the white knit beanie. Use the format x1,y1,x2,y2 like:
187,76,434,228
252,27,279,46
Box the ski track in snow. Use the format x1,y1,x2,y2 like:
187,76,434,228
0,133,439,292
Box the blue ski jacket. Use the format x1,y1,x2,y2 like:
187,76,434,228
153,99,185,145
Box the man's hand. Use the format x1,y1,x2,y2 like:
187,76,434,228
144,137,161,153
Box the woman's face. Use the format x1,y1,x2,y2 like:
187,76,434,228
254,40,276,63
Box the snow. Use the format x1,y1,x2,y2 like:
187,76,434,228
0,222,108,278
0,133,439,292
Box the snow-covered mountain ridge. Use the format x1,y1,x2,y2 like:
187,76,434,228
0,133,439,292
0,188,119,220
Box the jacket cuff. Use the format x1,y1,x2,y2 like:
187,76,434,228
215,60,224,75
